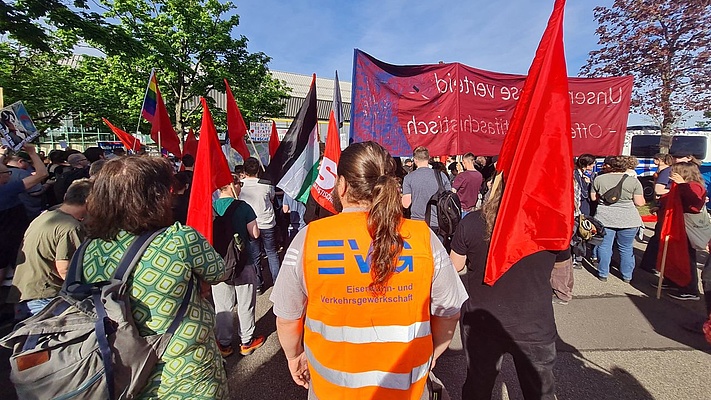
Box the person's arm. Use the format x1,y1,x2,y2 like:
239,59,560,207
55,260,69,279
247,219,260,239
449,250,467,273
276,316,310,389
430,313,460,364
633,195,646,207
655,183,670,196
0,145,8,164
21,144,48,190
401,193,412,208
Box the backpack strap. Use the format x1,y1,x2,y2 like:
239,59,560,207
425,170,446,228
112,228,169,283
62,228,168,300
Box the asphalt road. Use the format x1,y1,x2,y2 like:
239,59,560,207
2,225,710,399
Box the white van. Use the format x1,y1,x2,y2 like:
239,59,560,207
621,126,711,200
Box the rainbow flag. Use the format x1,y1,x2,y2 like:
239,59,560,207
139,69,182,156
141,69,159,124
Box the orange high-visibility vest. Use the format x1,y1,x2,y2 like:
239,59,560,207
303,211,435,400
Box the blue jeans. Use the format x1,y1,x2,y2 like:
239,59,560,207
249,226,281,285
598,227,638,280
16,297,53,320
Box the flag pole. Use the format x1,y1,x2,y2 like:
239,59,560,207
246,132,264,170
136,68,155,136
656,236,670,299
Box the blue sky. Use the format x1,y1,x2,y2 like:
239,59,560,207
234,0,666,125
235,0,610,81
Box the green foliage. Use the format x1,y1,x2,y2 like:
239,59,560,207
0,0,289,140
582,0,711,135
0,0,142,56
102,0,289,133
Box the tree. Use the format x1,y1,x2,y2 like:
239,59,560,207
0,41,140,131
0,0,141,56
697,110,711,128
581,0,711,146
102,0,289,134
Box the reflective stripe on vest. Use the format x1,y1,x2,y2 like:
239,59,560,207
305,317,431,344
304,344,431,390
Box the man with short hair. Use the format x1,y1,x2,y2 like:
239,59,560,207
453,153,483,217
11,178,92,318
211,178,265,357
239,157,280,290
402,146,451,234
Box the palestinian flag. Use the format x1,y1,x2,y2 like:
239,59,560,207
267,74,320,203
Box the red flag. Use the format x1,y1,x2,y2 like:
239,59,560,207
269,121,280,158
657,183,691,286
311,110,341,214
186,98,233,244
224,79,251,160
102,118,141,152
485,0,573,285
183,127,198,158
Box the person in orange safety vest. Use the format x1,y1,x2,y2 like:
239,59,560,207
271,141,468,400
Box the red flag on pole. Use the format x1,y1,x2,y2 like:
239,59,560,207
269,121,280,158
186,98,233,245
657,183,692,286
311,110,341,214
102,118,141,152
485,0,573,285
224,79,251,160
183,127,198,158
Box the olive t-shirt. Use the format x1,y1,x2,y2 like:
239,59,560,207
12,209,85,301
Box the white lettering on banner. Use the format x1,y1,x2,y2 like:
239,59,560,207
569,87,624,105
406,115,509,136
434,73,497,99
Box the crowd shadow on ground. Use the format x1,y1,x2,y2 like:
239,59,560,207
554,339,654,400
577,235,710,354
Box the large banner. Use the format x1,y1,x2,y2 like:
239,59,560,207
350,49,633,156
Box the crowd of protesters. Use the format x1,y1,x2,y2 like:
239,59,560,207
1,140,710,399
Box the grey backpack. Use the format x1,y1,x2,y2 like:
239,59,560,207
0,228,194,400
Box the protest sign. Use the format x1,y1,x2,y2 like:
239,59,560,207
0,102,40,151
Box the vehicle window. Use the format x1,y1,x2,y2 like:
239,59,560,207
670,136,706,160
630,135,660,158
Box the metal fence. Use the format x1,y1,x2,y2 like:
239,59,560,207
36,127,153,153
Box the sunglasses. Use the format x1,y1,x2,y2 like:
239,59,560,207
0,170,11,175
236,182,244,187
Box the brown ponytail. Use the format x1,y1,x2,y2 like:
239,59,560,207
337,142,404,295
367,175,404,294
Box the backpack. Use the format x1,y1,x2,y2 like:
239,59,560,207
0,228,194,400
600,174,629,205
212,199,249,282
425,170,462,238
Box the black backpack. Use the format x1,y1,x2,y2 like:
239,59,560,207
212,200,249,282
425,170,462,239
